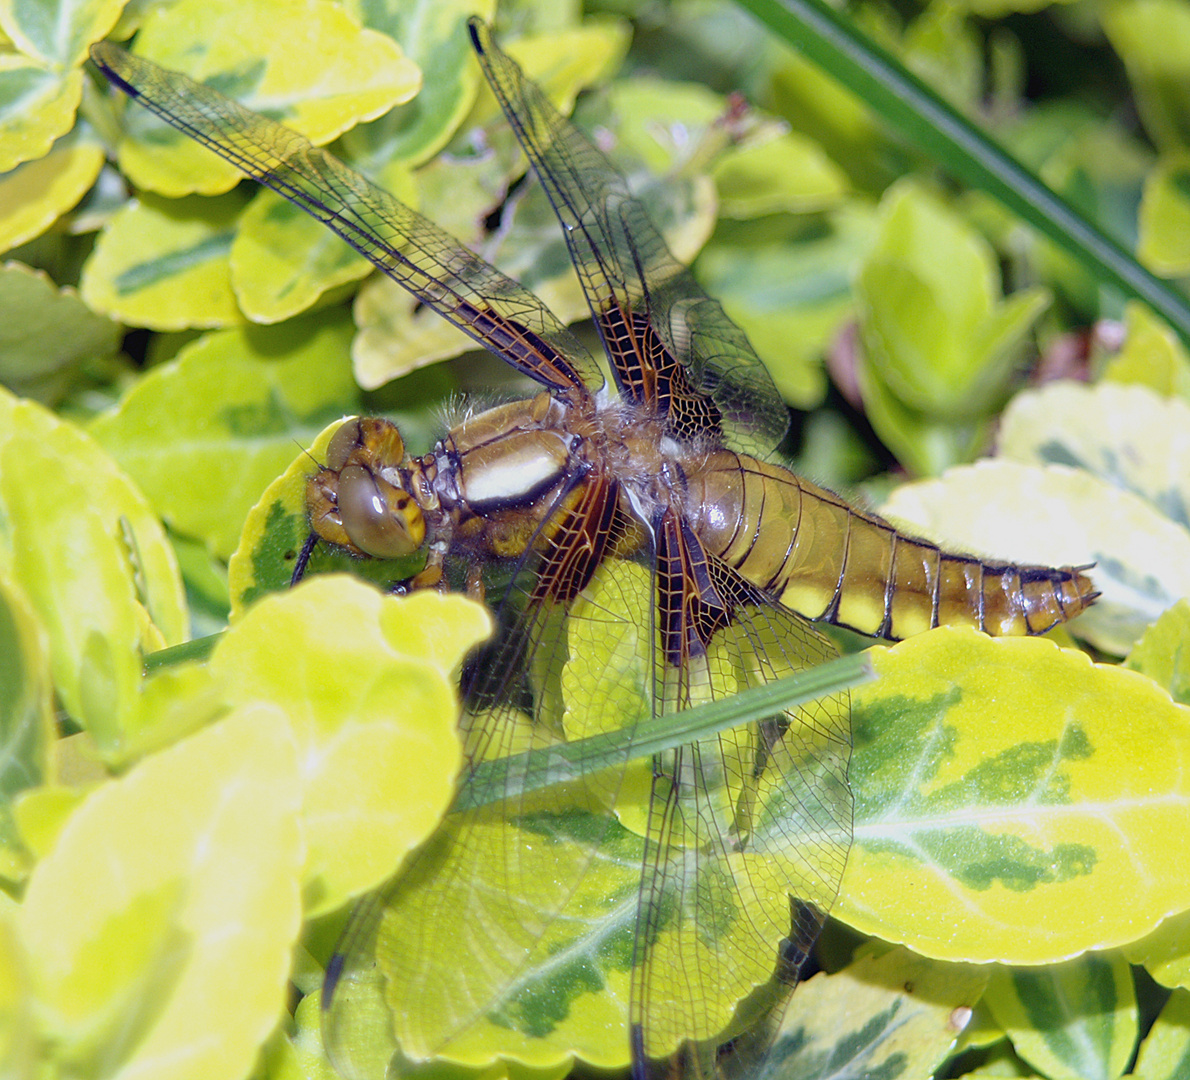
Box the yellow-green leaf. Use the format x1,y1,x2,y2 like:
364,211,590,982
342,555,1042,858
18,705,304,1080
231,186,383,323
1102,0,1190,153
1139,152,1190,275
1124,907,1190,992
984,955,1137,1080
0,262,121,405
839,628,1190,963
1102,303,1190,403
1125,600,1190,705
0,136,104,252
81,191,249,330
211,576,488,916
107,0,420,197
0,896,34,1080
880,459,1190,653
0,389,188,758
1132,987,1190,1079
711,129,846,218
0,61,81,173
763,946,989,1079
0,0,122,67
89,309,359,559
999,381,1190,534
338,0,496,169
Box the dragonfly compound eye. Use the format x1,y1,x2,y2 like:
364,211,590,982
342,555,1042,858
337,464,426,558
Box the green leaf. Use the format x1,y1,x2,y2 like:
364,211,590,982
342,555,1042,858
0,570,53,884
0,571,53,803
89,308,359,559
17,704,304,1080
738,0,1190,349
339,0,496,168
695,206,873,409
1139,152,1190,275
0,0,123,67
999,381,1190,534
838,628,1190,963
984,954,1137,1080
1102,0,1190,153
0,135,105,253
1102,303,1190,404
1125,600,1190,706
881,459,1190,653
857,180,1049,416
0,388,188,758
0,896,34,1079
0,262,121,405
1132,987,1190,1079
106,0,420,198
756,946,989,1080
211,577,488,917
230,185,385,324
0,61,81,173
80,191,249,330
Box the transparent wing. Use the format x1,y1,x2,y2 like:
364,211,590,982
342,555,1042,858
90,42,604,400
627,510,851,1073
469,19,790,457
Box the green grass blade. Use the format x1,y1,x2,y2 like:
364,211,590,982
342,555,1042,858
738,0,1190,348
454,650,873,812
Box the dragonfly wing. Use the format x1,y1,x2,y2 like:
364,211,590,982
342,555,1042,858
627,508,852,1072
469,19,790,457
322,467,650,1073
90,42,604,400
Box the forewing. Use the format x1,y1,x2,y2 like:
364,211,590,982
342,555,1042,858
630,510,852,1071
90,43,603,399
469,19,790,456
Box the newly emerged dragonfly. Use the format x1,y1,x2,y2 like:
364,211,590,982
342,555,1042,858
93,20,1097,1080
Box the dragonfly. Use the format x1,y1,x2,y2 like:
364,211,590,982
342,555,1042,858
93,20,1097,1080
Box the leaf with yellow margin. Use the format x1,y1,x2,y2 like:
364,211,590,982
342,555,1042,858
106,0,419,198
211,576,488,916
838,628,1190,963
81,191,249,330
0,61,80,173
0,136,104,252
984,954,1137,1080
756,946,988,1080
0,388,188,758
18,704,304,1080
89,309,358,559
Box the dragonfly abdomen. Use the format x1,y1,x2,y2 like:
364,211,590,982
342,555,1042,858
685,450,1096,640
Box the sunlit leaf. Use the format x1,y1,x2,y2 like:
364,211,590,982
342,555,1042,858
18,705,304,1080
0,0,122,67
1102,303,1190,404
81,191,249,330
839,628,1190,962
106,0,420,197
0,61,81,173
0,136,104,252
211,577,487,916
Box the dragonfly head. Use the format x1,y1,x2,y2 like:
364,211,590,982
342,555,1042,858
308,417,426,559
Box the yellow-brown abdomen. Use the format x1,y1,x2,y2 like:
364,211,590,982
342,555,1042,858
685,450,1096,640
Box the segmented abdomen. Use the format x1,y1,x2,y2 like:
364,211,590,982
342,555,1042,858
685,450,1096,640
